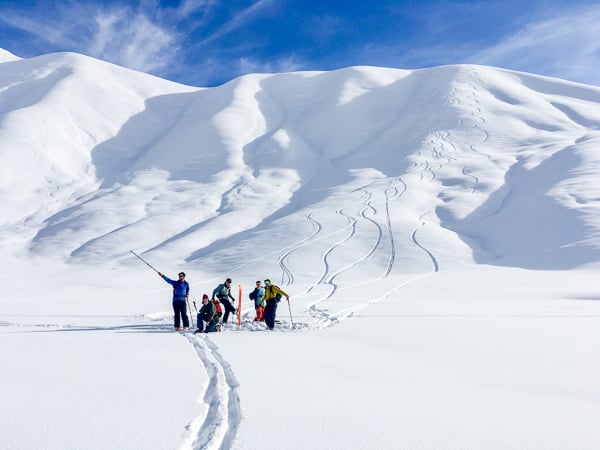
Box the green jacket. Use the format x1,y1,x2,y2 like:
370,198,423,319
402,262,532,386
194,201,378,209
199,301,218,322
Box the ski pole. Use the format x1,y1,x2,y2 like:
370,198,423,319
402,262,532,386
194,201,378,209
187,298,194,329
237,284,242,326
286,298,294,329
130,250,160,273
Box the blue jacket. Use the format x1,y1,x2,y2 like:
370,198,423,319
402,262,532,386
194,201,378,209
161,275,189,301
250,287,265,307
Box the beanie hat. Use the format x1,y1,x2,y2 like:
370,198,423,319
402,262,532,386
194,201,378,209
202,294,209,300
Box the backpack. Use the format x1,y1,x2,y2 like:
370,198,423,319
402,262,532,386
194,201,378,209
212,299,223,318
249,289,257,301
267,285,282,303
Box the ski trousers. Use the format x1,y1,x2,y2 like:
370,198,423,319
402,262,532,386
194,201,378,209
254,306,265,322
220,297,236,323
264,300,278,330
173,301,189,329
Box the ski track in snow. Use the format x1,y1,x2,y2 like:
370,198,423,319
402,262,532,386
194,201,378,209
181,334,241,450
411,212,440,273
271,69,496,328
254,173,441,329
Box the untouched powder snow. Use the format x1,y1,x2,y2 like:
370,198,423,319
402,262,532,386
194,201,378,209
1,51,600,450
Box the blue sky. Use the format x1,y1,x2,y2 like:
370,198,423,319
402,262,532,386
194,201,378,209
1,0,599,87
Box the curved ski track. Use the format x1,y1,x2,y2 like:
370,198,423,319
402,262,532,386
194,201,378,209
267,174,440,329
270,67,494,328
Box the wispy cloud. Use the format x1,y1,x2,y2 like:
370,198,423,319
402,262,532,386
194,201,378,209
171,0,217,19
0,0,278,84
195,0,273,47
471,5,600,85
87,7,178,73
0,2,180,74
0,8,83,49
3,1,598,87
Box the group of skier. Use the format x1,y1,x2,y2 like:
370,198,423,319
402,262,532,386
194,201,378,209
247,279,290,330
158,272,290,332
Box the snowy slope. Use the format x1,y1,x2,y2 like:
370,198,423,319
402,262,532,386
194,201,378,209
2,55,599,271
0,48,20,62
1,50,600,450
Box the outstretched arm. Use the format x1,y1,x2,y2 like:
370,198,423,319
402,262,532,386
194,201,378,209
159,273,175,286
277,286,290,300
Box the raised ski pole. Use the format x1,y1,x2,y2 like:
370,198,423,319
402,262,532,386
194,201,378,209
130,250,159,273
130,250,194,329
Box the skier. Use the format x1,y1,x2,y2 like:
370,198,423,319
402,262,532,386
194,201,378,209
263,279,290,330
158,271,190,331
195,294,220,333
249,280,266,321
211,278,237,323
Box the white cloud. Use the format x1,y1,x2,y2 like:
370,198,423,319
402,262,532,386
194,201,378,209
472,5,600,85
196,0,273,47
88,9,178,73
0,10,81,49
175,0,218,18
0,1,281,85
0,3,179,75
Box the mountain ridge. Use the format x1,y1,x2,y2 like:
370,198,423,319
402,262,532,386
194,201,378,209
1,51,599,271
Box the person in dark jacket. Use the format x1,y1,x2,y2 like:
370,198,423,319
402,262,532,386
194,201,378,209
158,271,190,331
263,279,290,330
250,280,266,322
195,294,219,333
212,278,237,323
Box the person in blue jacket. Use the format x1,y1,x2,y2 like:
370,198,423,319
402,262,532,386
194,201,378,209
250,280,266,321
158,271,190,331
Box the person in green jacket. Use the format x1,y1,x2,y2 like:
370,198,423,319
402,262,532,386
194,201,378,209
263,279,290,330
195,294,220,333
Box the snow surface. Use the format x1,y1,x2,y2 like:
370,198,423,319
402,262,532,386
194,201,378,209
1,51,600,450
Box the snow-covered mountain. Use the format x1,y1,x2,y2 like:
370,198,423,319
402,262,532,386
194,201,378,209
2,50,600,450
2,51,599,272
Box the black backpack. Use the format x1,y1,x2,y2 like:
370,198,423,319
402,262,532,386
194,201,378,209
267,285,282,303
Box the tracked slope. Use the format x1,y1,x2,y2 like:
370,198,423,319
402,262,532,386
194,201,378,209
1,54,599,271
